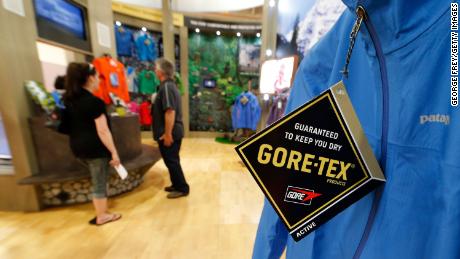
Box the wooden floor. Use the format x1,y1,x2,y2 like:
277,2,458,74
0,138,265,259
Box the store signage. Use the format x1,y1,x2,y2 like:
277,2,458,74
97,22,111,48
259,56,298,94
2,0,25,17
235,81,385,242
112,3,184,27
185,17,261,33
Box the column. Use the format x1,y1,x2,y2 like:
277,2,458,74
179,27,190,136
87,0,117,57
260,0,278,63
161,0,175,62
0,0,42,211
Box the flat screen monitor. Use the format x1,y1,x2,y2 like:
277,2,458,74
33,0,91,52
203,79,216,88
259,56,298,94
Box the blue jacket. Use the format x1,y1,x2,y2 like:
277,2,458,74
135,33,157,62
115,26,134,57
253,1,460,258
232,92,261,131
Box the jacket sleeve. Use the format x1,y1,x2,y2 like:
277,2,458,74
161,82,178,111
252,95,262,131
252,199,288,259
232,96,240,130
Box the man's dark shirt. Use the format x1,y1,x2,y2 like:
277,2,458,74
152,79,184,141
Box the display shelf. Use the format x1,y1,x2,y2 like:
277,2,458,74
18,145,158,185
18,115,161,207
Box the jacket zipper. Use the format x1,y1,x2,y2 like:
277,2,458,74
352,5,389,259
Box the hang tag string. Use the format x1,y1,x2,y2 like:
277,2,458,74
341,6,366,78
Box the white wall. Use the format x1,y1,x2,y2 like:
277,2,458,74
0,113,11,159
36,42,76,91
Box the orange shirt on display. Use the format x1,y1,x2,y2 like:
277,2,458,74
93,57,130,104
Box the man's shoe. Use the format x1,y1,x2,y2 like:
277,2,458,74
164,186,176,192
167,191,189,199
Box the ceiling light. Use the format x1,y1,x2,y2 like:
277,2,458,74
237,32,241,37
266,49,273,57
216,31,221,36
115,21,122,27
195,28,200,33
256,32,261,38
269,0,276,8
141,27,147,32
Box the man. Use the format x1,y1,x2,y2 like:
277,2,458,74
152,58,189,199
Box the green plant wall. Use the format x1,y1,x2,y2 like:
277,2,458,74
188,32,261,132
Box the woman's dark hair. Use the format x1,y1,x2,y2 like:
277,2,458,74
54,75,66,90
63,62,96,103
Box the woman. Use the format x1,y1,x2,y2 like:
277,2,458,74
62,62,122,225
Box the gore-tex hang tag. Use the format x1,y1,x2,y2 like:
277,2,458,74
235,81,385,242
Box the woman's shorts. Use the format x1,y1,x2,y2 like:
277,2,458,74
80,157,110,198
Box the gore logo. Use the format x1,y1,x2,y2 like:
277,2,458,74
284,186,322,206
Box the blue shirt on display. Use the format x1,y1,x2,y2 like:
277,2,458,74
51,90,65,109
135,33,157,61
115,26,134,57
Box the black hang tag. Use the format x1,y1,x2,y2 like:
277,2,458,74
235,81,385,242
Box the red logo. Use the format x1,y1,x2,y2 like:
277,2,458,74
284,186,322,205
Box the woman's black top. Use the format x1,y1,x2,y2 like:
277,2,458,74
63,89,111,159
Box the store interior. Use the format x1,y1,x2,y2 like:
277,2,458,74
0,0,297,257
1,0,455,258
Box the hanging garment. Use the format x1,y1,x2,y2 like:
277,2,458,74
24,80,56,114
253,1,459,259
128,101,139,114
93,56,130,104
126,66,138,93
51,90,65,109
139,101,152,126
174,72,185,95
134,32,157,61
138,70,160,94
266,94,289,127
115,26,134,57
232,91,261,131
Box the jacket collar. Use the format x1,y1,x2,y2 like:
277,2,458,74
342,0,449,54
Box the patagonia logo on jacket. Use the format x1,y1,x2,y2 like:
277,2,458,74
419,114,450,125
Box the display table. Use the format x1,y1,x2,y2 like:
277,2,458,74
19,115,160,207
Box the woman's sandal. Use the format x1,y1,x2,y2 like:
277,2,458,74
88,214,122,226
